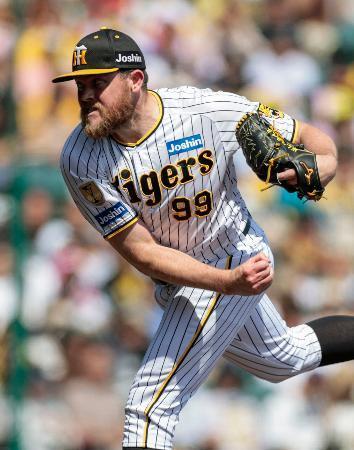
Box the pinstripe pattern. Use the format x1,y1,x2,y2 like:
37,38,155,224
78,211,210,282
123,242,321,449
59,86,321,450
223,297,322,383
60,87,295,260
60,125,138,236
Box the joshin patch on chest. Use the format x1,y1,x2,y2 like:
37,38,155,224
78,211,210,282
166,134,204,156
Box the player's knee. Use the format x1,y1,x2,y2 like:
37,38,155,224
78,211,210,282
257,324,321,384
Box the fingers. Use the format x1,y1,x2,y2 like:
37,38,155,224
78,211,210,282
277,169,298,186
277,168,296,181
252,266,273,290
251,252,270,263
253,259,271,271
246,265,272,285
228,253,273,296
248,253,272,271
255,266,273,284
253,273,273,292
252,252,267,260
241,258,273,294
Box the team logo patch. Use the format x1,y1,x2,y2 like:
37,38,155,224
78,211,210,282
166,134,204,156
79,181,104,205
73,45,87,67
94,202,129,227
72,44,88,67
258,103,284,119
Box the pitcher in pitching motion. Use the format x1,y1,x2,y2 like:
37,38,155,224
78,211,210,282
53,28,354,450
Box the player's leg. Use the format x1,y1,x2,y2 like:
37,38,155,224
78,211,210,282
223,295,354,382
223,294,322,382
122,254,267,450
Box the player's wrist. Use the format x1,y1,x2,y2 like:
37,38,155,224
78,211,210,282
222,266,241,296
316,154,337,187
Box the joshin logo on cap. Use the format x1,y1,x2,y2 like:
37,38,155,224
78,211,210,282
116,52,143,64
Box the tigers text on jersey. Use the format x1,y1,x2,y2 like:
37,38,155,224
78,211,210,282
60,86,296,262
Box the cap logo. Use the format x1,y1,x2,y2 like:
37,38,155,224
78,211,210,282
116,52,142,64
73,44,88,67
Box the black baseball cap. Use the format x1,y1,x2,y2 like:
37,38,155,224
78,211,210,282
52,27,146,83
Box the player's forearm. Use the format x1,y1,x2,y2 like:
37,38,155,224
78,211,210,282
123,242,229,293
109,220,232,292
109,220,272,296
298,122,338,186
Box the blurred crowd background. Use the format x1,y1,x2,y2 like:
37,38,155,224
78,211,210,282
0,0,353,449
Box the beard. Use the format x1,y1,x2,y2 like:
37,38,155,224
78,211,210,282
81,92,135,139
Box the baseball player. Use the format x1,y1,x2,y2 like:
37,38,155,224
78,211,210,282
53,28,354,450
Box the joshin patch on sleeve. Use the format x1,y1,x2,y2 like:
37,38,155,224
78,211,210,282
94,201,135,236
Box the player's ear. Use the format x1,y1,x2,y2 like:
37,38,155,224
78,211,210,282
128,69,145,92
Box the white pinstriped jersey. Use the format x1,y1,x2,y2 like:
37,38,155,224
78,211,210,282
60,86,297,262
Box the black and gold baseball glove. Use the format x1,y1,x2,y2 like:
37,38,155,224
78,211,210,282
235,112,324,201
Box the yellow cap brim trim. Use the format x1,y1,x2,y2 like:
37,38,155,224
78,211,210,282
52,67,119,83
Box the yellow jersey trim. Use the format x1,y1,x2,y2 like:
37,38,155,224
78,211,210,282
291,119,299,143
104,216,138,240
142,255,233,447
119,90,164,148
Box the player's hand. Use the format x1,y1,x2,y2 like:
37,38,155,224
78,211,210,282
225,252,273,296
277,155,337,188
277,168,297,186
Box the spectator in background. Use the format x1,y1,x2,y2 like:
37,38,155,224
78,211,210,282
0,2,16,138
61,336,123,449
242,23,322,116
0,243,17,336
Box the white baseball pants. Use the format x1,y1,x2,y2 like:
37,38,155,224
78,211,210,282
123,247,322,449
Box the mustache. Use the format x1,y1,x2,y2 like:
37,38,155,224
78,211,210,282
81,103,105,116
